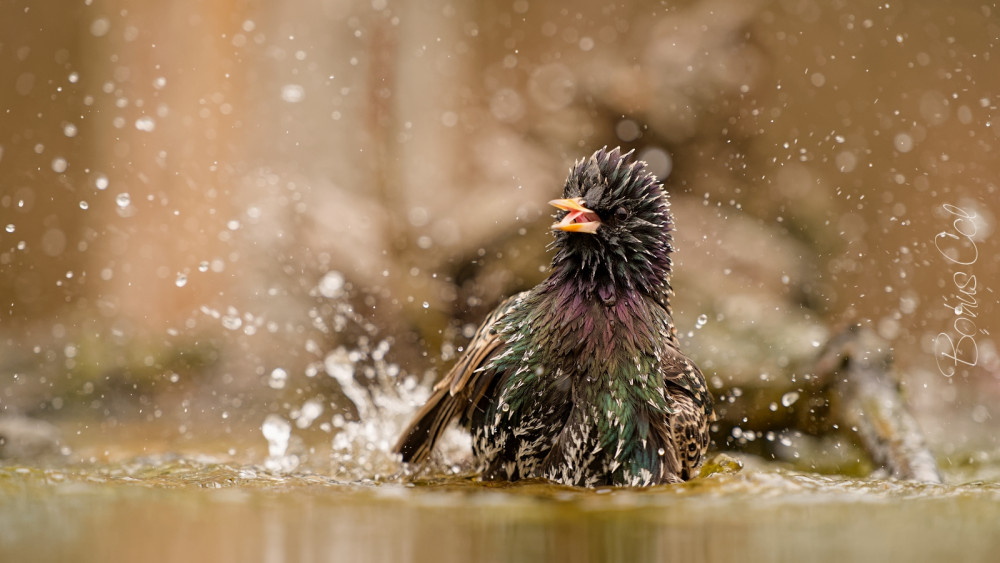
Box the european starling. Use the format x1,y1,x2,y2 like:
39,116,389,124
394,147,713,486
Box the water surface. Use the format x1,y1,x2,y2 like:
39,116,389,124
3,457,998,563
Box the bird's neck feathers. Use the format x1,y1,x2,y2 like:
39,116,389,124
546,238,674,312
533,275,673,373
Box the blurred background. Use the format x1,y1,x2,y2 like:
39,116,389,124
1,0,998,471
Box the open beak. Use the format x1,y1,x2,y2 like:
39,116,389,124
549,197,601,234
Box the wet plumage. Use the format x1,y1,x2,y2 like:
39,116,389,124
394,147,713,486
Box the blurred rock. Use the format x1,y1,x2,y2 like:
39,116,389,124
0,416,62,460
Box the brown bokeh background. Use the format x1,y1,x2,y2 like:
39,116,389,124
2,0,998,462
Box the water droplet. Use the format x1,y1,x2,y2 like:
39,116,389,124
63,123,78,138
115,193,130,208
695,314,708,329
280,84,305,103
134,116,156,132
971,404,990,424
51,157,67,173
153,76,167,90
79,201,89,210
501,402,510,412
894,132,914,153
90,17,111,37
295,399,324,429
835,151,857,173
94,174,109,190
318,271,345,298
174,273,187,287
441,111,458,127
4,224,14,233
261,414,292,457
198,261,209,272
781,391,800,407
637,146,672,180
68,72,79,84
268,367,288,389
422,301,430,309
221,315,242,330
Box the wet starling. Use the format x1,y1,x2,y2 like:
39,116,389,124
394,147,713,486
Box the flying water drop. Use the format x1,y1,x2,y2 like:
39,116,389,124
269,368,288,389
134,116,156,132
781,391,800,408
695,314,708,329
294,399,324,429
318,271,345,298
280,84,305,103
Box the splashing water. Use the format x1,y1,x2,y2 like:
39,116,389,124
262,414,297,472
257,271,472,481
322,329,471,481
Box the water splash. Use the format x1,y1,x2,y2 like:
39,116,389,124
261,272,472,481
261,414,298,472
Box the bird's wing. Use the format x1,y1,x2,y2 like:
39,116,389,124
657,346,714,480
660,345,714,418
393,292,527,463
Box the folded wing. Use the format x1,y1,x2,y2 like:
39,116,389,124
393,292,526,463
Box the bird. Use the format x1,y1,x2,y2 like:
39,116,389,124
394,147,713,486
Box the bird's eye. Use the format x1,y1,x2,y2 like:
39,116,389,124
614,207,628,221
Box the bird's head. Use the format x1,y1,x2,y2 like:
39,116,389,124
548,147,674,300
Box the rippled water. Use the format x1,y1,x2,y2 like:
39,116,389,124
2,455,999,563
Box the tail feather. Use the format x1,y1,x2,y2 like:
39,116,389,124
393,386,460,463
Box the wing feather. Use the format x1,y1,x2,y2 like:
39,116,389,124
393,292,526,463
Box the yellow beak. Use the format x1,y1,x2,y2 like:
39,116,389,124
549,197,601,234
